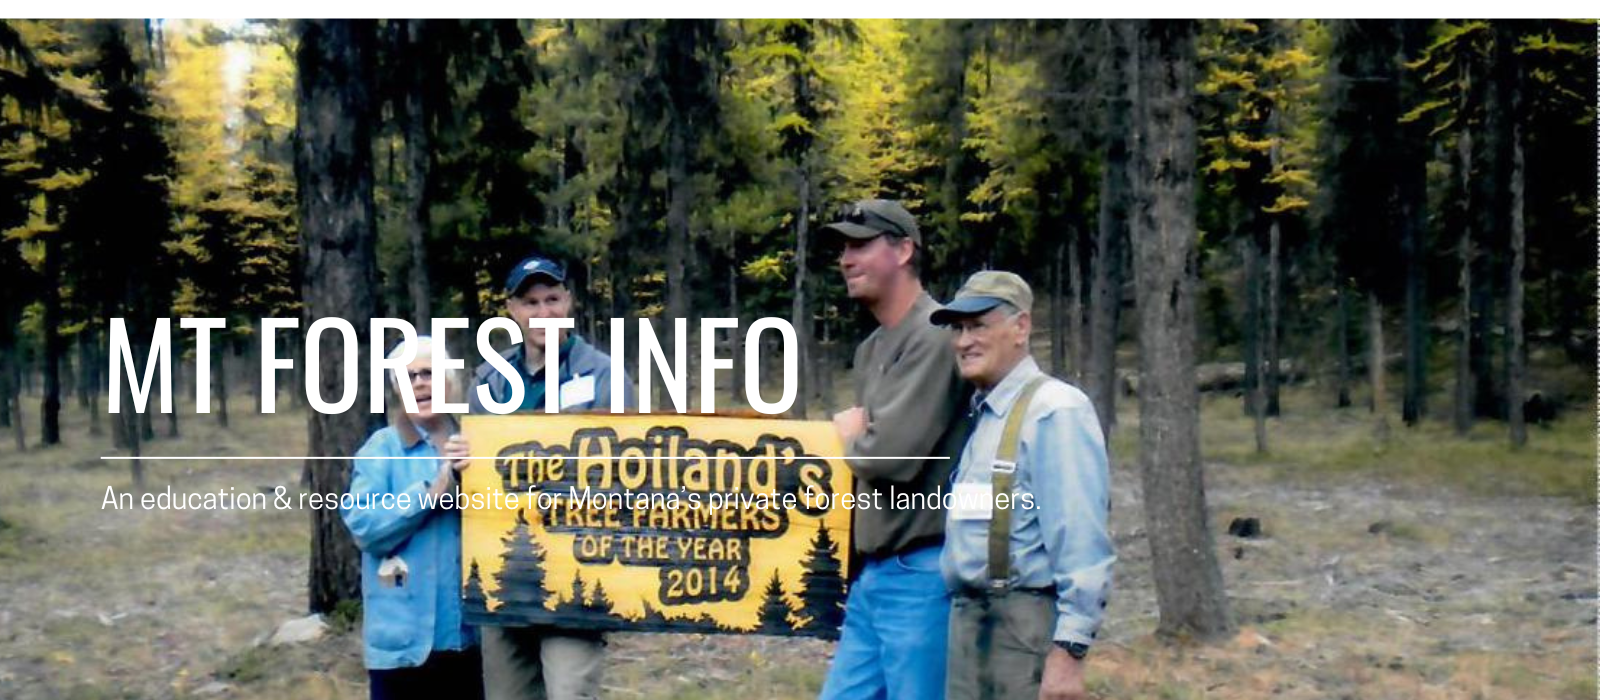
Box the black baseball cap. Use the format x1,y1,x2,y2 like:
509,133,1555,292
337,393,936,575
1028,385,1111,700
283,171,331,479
821,199,922,246
504,255,567,295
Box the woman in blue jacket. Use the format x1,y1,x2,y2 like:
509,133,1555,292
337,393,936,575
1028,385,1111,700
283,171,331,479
342,337,482,700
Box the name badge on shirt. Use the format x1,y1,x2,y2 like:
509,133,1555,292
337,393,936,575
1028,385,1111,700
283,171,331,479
950,481,993,521
560,374,597,408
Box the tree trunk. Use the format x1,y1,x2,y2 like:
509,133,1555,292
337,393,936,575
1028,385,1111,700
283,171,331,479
1334,278,1352,408
0,309,15,433
166,332,180,438
815,316,833,414
139,397,153,441
1050,238,1065,376
1264,221,1282,417
789,161,811,418
608,223,636,367
0,339,12,430
1472,24,1515,422
75,332,89,411
291,325,308,410
215,340,229,428
80,330,101,436
1086,19,1132,438
455,255,481,365
729,233,743,408
665,120,691,351
125,407,143,491
252,320,265,415
1129,19,1231,641
1469,255,1496,419
113,316,144,488
1453,104,1476,435
1506,113,1526,448
1240,228,1261,418
41,234,62,446
295,19,378,614
7,348,21,451
401,20,433,328
1243,237,1267,453
9,390,20,452
111,353,128,449
1066,226,1084,383
1397,21,1430,427
1368,292,1389,442
1401,200,1427,428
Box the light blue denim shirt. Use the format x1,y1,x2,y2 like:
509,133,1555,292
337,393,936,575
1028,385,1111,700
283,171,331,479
341,416,476,670
939,356,1115,646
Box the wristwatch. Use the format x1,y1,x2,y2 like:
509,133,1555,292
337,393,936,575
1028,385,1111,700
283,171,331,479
1054,640,1090,660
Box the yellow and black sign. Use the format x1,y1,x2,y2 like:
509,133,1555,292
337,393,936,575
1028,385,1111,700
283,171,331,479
460,414,852,639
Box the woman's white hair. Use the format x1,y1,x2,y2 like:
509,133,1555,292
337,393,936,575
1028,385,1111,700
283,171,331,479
386,335,468,407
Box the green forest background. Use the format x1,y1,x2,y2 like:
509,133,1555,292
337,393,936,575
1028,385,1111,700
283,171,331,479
2,20,1593,441
0,17,1595,653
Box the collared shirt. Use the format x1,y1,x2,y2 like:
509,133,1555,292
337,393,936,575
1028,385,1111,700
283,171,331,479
341,413,476,670
939,356,1115,646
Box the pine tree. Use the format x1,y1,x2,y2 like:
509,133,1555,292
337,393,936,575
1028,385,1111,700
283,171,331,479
463,558,489,618
492,508,551,621
567,570,587,611
636,599,669,626
795,525,846,636
1196,19,1320,431
586,579,613,615
657,20,724,343
1323,20,1412,441
756,569,796,634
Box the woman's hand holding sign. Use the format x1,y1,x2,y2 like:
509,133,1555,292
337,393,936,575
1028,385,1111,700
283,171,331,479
443,434,472,473
428,434,471,500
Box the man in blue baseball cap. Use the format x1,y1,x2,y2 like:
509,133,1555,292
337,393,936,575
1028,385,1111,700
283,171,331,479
445,253,635,700
464,254,630,416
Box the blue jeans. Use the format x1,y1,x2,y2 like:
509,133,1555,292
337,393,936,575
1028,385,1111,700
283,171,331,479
819,545,950,700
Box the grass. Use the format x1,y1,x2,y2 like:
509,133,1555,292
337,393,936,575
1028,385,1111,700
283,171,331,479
2,369,1594,700
1095,382,1597,504
0,394,315,700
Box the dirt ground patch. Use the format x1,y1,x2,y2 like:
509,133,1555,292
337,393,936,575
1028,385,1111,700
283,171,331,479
0,398,1592,699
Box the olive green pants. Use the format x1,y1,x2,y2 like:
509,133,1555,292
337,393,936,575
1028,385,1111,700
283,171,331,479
946,589,1054,700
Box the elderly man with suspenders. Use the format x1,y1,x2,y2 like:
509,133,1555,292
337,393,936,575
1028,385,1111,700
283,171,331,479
929,271,1115,700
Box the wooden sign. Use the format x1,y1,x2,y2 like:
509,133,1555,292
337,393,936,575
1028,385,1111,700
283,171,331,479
460,414,853,639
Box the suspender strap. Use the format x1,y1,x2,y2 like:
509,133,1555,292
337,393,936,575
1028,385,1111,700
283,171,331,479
988,376,1048,586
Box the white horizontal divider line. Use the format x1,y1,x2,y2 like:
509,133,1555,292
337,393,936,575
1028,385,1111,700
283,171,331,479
99,456,944,461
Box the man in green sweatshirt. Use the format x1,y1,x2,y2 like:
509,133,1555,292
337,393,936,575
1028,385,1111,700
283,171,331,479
817,199,970,700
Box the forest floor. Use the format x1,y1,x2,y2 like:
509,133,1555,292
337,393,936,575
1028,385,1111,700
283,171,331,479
0,381,1593,700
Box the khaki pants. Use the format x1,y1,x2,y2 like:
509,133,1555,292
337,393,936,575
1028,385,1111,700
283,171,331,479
481,626,605,700
945,589,1054,700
